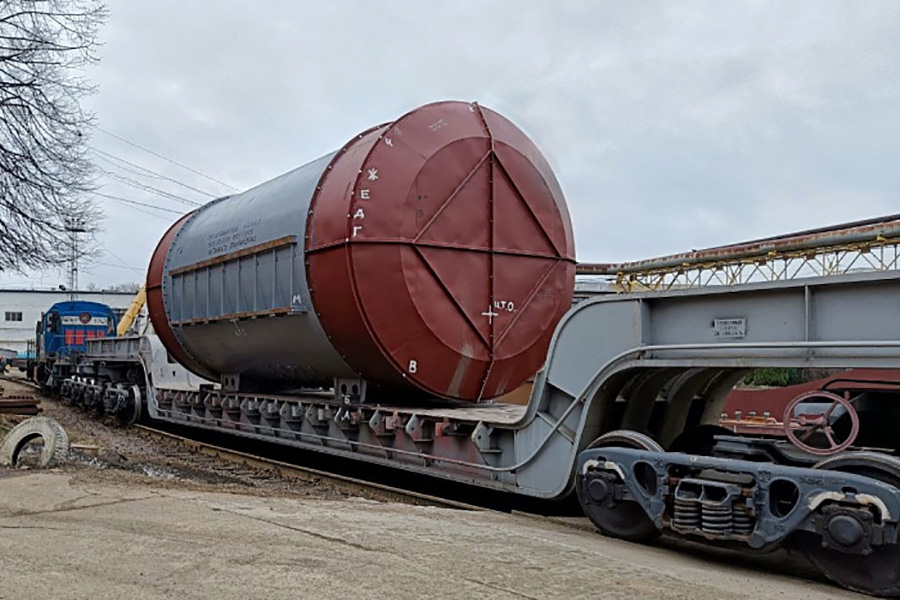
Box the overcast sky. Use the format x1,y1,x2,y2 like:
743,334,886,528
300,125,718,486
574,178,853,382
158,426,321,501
5,0,900,290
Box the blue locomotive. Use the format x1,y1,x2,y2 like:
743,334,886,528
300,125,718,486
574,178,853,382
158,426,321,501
32,300,117,389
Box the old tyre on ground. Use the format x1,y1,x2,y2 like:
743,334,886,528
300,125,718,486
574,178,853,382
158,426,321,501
797,452,900,597
576,430,663,542
0,417,69,468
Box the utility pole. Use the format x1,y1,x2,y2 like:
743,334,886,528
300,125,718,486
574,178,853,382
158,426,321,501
65,218,86,301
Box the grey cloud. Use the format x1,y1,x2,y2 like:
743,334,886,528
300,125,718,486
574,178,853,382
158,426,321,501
4,0,899,288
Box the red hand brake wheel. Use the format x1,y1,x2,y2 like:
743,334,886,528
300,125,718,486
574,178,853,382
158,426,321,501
783,390,859,456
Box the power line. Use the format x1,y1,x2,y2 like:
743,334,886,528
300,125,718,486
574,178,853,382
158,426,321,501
94,194,174,221
106,201,171,221
97,127,240,192
99,169,202,207
94,151,170,181
94,262,145,272
92,147,218,199
94,191,185,216
98,242,140,272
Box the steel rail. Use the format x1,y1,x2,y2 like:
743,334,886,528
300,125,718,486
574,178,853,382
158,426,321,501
132,424,488,512
134,424,594,535
1,376,41,392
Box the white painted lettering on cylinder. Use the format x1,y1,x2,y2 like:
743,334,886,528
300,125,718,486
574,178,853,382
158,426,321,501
493,300,516,312
408,359,418,374
353,208,365,219
352,225,363,237
359,189,370,200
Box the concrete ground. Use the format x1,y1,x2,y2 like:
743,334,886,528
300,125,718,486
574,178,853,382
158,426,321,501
0,473,862,600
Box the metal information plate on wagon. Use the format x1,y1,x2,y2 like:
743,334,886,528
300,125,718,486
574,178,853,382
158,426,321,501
713,317,746,339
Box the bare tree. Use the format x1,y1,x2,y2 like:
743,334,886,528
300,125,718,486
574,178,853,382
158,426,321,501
0,0,107,271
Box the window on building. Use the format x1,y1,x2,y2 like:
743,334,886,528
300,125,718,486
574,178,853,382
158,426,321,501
4,312,22,322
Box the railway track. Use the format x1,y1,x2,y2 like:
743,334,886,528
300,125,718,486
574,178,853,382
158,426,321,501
132,424,487,511
2,375,488,511
1,375,38,391
3,373,589,528
132,423,600,542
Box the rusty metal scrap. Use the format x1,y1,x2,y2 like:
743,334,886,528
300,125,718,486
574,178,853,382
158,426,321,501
0,386,41,416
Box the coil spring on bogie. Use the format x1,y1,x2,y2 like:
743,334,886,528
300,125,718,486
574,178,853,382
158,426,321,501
701,503,733,535
673,498,701,530
732,505,755,535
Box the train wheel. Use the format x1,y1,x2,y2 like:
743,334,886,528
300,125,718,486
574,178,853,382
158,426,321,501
124,384,143,424
797,452,900,597
577,430,662,542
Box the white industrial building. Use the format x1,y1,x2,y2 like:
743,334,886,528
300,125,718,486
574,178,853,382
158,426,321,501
0,289,137,357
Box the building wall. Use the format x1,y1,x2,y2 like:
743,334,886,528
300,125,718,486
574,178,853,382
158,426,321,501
0,290,138,357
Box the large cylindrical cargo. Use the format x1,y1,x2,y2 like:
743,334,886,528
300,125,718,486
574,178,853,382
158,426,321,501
147,101,576,401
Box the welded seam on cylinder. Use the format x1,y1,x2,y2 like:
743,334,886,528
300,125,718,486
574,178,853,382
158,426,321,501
410,245,492,351
470,102,570,263
411,150,492,243
300,124,391,385
492,259,562,348
302,123,388,250
474,102,497,401
307,237,562,259
491,154,564,259
472,102,493,140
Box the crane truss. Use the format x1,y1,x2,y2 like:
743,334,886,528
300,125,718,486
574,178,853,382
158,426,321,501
577,216,900,294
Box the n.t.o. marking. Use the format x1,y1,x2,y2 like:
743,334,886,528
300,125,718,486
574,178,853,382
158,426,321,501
494,300,516,312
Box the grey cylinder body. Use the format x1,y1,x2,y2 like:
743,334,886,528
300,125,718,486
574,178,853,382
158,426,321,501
160,153,355,389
